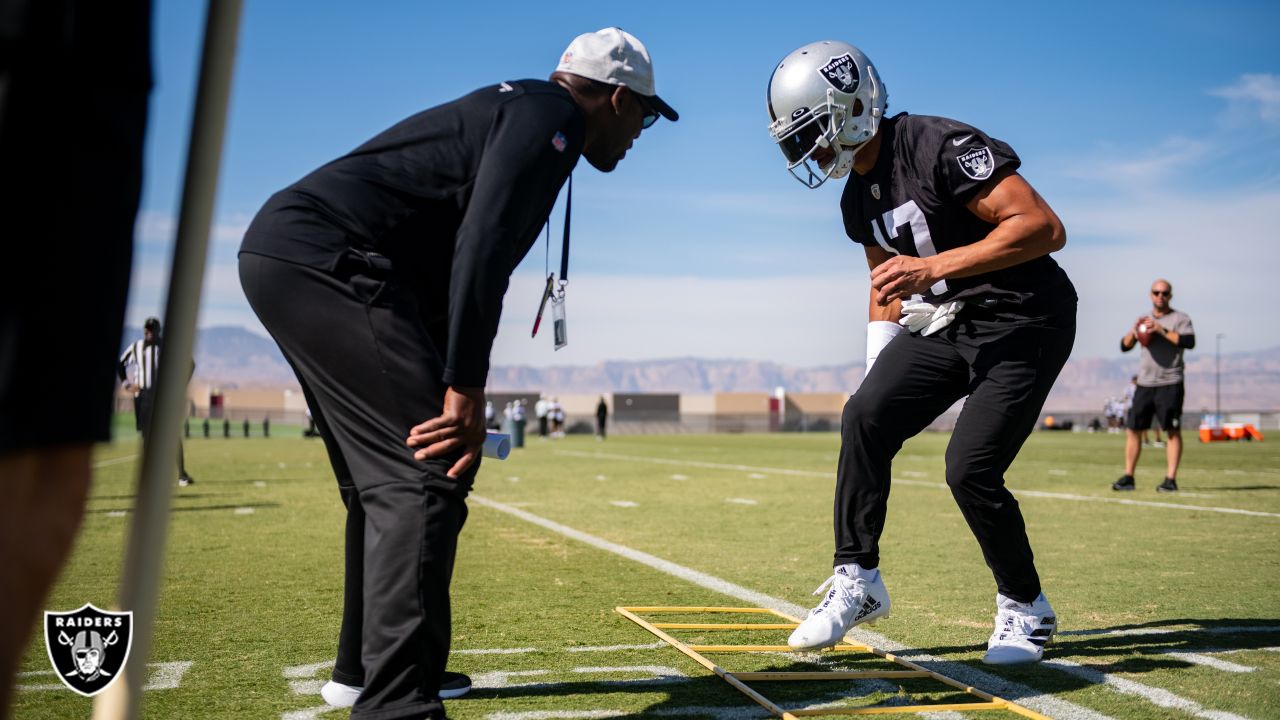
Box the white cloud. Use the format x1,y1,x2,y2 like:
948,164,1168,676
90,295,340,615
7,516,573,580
1211,73,1280,126
491,273,866,368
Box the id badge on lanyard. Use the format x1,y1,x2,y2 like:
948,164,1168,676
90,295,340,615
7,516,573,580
531,175,572,350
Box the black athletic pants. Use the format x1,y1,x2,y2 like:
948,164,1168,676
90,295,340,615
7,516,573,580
241,251,475,720
834,311,1075,603
134,389,189,477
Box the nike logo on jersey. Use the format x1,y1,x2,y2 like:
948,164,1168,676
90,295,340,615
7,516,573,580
952,134,973,146
499,82,514,93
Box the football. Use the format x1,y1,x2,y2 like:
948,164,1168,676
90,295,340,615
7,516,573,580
1136,321,1154,347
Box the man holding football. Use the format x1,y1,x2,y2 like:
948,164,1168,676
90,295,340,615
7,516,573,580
1114,279,1195,493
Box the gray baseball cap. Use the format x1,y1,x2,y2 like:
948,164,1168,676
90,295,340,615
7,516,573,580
556,27,678,121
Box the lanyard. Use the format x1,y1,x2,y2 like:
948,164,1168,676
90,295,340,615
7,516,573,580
532,175,571,338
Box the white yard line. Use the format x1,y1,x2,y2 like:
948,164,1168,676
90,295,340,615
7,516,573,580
470,494,1113,720
93,454,138,468
1164,651,1255,673
555,450,1280,519
1044,659,1251,720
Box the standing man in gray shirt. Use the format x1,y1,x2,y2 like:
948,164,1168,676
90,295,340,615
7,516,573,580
1113,279,1195,492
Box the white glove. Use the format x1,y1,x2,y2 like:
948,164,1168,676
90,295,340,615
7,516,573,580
865,321,904,377
899,299,965,336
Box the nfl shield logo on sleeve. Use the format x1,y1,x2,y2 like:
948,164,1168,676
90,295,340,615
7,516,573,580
957,146,995,180
44,604,133,697
551,131,567,153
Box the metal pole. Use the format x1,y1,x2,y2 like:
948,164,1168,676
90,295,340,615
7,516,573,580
92,1,242,718
1216,333,1224,422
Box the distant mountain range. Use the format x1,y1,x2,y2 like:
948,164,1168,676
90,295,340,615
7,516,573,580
122,327,1280,412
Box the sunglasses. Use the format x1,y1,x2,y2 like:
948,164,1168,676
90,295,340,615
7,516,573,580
635,94,659,129
1151,290,1171,297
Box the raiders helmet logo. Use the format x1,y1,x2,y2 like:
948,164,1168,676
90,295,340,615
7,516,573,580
818,53,860,94
44,604,133,697
957,146,995,181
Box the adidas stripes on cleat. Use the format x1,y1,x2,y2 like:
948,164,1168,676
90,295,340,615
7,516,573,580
983,592,1056,665
788,564,890,651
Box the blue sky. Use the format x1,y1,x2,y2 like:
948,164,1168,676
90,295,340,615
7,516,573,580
129,0,1280,369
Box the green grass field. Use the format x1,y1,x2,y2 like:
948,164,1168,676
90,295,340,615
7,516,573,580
14,428,1280,719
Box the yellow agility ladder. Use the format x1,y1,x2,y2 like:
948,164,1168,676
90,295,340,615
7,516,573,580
616,606,1051,719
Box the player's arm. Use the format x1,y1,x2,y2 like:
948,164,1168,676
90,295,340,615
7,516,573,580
869,168,1065,305
863,245,903,376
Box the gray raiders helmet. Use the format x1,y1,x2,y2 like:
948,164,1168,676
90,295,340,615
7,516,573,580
766,40,887,188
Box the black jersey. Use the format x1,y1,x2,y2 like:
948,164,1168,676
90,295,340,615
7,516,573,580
241,79,584,387
841,113,1075,321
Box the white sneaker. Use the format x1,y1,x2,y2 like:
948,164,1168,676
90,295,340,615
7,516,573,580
788,565,890,651
320,680,361,707
321,671,470,706
983,592,1057,664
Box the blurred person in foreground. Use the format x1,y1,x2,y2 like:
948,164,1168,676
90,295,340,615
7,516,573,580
0,0,150,716
765,40,1075,665
239,28,676,719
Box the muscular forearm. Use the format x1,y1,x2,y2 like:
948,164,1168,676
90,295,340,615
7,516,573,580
925,212,1063,281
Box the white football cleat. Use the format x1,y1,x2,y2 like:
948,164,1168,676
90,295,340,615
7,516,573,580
983,592,1057,664
788,564,891,651
320,680,361,707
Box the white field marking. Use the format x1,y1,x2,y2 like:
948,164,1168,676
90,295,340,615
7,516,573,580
1223,469,1246,475
470,494,1112,720
1060,624,1280,639
473,666,685,691
281,706,336,720
289,679,324,695
670,473,689,480
566,642,666,652
508,476,521,483
143,661,193,690
254,481,268,487
609,501,638,508
481,707,622,712
18,662,191,692
278,462,287,469
1049,469,1069,476
596,474,608,480
1043,659,1250,720
107,511,127,518
747,473,768,479
235,507,255,515
93,454,138,468
726,498,759,505
571,665,684,680
283,661,332,678
556,450,1280,519
453,646,539,655
898,470,929,478
1164,650,1255,673
650,707,769,719
506,501,535,508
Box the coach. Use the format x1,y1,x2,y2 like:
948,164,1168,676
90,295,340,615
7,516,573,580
1114,278,1195,493
239,28,676,720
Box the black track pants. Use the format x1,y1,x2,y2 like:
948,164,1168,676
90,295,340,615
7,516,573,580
834,314,1075,603
241,251,475,720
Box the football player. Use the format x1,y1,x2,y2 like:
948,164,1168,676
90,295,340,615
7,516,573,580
766,41,1077,664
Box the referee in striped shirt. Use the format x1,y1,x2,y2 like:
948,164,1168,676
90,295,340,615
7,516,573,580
118,317,195,486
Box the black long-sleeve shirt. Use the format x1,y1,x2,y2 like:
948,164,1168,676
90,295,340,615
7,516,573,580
241,79,584,386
